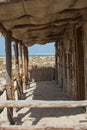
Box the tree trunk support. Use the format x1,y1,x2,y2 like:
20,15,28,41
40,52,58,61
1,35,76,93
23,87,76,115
22,45,28,90
14,42,22,99
55,42,58,84
5,31,15,124
18,42,23,95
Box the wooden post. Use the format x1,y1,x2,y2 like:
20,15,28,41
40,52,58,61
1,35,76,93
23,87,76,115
24,46,28,81
18,42,23,94
55,42,58,84
5,31,15,124
22,45,28,90
13,42,22,99
14,42,19,77
22,45,26,90
19,42,23,76
83,22,87,112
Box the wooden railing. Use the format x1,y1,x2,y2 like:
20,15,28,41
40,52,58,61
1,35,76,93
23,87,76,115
0,100,87,108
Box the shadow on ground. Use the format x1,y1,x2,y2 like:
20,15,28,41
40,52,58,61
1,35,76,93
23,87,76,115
14,81,85,125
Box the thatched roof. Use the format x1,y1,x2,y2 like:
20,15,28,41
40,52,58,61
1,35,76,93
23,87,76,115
0,0,87,46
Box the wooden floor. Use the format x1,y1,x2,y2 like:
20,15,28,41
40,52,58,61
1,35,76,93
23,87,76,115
0,81,87,128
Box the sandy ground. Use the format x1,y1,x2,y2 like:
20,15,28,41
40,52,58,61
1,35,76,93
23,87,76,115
0,81,87,128
29,56,55,67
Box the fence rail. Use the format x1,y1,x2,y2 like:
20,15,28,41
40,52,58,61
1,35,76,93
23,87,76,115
0,100,87,108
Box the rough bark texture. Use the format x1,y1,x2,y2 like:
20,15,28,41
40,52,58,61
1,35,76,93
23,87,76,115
5,31,15,124
55,25,77,100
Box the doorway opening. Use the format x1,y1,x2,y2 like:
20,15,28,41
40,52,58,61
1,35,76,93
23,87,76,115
28,42,55,82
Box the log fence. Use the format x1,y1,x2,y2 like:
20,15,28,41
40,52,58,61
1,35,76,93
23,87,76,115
0,100,87,108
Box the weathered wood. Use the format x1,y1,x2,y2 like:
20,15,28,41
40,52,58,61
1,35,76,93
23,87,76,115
13,42,22,99
18,42,23,95
19,42,23,75
75,26,85,100
55,42,58,84
83,22,87,112
0,100,87,108
5,31,15,124
22,45,28,90
24,46,28,83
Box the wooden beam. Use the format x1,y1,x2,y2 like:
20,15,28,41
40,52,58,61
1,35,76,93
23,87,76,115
10,16,80,30
0,100,87,108
5,31,15,124
0,0,19,3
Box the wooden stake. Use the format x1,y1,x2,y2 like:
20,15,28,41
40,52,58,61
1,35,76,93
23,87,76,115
5,31,15,124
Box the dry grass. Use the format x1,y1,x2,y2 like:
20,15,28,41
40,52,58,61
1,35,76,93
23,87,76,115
0,56,55,78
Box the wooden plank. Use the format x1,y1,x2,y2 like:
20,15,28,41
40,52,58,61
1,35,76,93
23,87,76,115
0,100,87,108
5,31,15,124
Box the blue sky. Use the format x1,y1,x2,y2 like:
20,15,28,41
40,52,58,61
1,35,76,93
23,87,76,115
0,36,55,56
29,43,55,55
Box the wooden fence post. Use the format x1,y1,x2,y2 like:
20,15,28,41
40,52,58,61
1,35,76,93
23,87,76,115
5,31,15,124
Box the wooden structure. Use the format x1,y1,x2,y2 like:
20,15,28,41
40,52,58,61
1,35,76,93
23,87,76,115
0,100,87,108
29,66,55,82
0,0,87,129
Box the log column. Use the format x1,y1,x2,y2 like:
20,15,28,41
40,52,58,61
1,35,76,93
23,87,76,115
22,45,28,90
55,42,58,84
5,31,15,124
83,22,87,112
19,42,23,76
19,42,23,94
14,42,22,99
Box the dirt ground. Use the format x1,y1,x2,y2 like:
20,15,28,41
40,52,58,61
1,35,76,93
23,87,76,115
0,81,87,128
